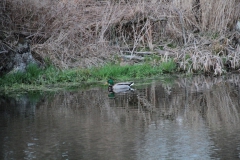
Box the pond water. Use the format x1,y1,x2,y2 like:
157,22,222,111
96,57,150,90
1,74,240,160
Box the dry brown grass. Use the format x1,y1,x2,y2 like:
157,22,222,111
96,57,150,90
1,0,239,70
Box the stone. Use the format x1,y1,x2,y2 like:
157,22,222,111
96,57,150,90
0,33,43,75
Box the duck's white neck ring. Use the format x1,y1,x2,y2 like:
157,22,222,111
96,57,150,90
108,86,113,92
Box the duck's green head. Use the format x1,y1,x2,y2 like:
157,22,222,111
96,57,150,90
107,79,114,85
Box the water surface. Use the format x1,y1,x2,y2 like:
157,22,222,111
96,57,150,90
1,74,240,160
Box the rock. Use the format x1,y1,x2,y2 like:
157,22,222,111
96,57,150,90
0,33,43,75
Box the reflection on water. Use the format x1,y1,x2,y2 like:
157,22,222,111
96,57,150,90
1,74,240,159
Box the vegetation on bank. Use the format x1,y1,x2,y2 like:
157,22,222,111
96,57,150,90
1,0,239,69
0,59,176,91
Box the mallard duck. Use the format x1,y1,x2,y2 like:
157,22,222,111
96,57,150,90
107,79,134,93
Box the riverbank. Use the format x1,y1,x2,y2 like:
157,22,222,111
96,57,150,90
0,59,177,93
0,0,239,93
3,51,240,93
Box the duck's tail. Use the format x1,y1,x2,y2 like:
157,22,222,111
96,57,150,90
129,82,134,86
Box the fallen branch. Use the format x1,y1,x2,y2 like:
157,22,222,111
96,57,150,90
121,55,144,61
155,49,176,57
121,50,155,55
0,50,8,54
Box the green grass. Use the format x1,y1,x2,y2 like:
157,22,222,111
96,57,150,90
90,59,176,80
0,60,177,92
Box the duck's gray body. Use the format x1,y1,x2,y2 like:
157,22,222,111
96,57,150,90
108,81,134,93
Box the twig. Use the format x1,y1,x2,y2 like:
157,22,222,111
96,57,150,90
0,50,8,54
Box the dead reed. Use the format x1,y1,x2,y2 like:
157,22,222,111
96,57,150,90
1,0,239,73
